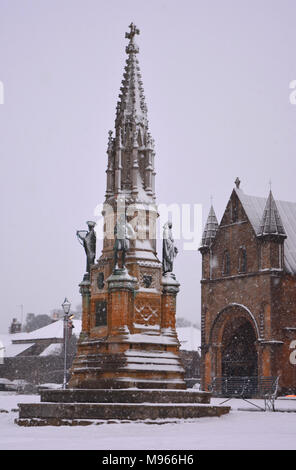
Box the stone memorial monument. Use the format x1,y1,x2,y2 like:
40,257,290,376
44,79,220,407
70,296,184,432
16,24,229,424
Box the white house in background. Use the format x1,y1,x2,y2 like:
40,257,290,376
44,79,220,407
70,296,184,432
0,320,82,358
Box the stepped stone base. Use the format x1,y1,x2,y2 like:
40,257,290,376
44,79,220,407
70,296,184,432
69,339,187,390
15,388,230,426
40,388,211,403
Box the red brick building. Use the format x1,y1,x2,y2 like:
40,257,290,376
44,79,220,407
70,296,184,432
199,179,296,394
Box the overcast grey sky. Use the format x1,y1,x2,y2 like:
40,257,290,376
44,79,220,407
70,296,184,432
1,0,296,333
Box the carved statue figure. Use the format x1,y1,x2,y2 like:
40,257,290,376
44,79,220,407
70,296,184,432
162,221,178,275
114,213,136,270
77,221,96,274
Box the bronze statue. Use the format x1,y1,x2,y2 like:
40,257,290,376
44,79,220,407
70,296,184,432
113,213,135,270
77,221,96,274
162,221,178,275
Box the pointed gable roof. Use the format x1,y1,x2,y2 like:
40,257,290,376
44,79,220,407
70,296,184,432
234,187,296,274
201,205,219,248
257,191,286,237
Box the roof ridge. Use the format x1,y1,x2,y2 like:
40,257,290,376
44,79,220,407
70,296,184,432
235,187,296,206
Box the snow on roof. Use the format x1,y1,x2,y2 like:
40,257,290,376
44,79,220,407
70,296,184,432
12,319,82,341
0,320,82,357
235,188,296,274
40,343,63,356
0,335,34,357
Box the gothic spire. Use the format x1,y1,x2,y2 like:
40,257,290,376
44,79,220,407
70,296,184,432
105,24,155,201
201,205,219,248
115,22,149,135
257,190,286,237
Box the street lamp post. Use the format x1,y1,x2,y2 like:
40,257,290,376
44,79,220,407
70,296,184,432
62,297,71,390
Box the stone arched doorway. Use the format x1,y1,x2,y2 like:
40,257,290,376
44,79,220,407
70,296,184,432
221,317,258,377
209,304,259,379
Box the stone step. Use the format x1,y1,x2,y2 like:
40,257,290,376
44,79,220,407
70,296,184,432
17,402,230,423
73,360,183,369
72,362,185,373
40,388,211,404
68,377,186,390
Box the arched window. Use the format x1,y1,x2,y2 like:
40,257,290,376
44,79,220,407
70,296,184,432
239,247,247,273
222,251,230,276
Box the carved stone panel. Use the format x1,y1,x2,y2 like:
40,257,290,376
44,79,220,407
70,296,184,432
142,274,153,288
134,300,160,327
139,268,160,290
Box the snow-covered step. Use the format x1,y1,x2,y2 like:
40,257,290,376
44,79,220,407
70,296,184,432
16,402,230,425
40,388,211,404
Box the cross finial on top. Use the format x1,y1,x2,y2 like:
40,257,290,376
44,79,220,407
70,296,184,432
235,177,241,189
125,23,140,41
125,23,140,54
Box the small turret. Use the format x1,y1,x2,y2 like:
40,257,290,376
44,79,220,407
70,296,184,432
257,190,286,238
200,205,219,251
257,190,286,271
199,205,219,280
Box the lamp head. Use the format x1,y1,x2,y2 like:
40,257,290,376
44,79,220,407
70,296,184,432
62,297,71,314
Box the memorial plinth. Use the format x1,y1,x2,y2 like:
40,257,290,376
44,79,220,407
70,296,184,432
68,266,187,390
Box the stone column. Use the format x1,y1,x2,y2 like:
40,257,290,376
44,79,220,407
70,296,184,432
107,268,137,338
132,147,139,197
152,151,156,200
161,274,180,349
256,341,263,377
105,131,114,198
259,340,283,377
215,343,223,377
79,277,91,335
114,148,122,193
145,150,153,196
114,132,122,194
203,347,212,391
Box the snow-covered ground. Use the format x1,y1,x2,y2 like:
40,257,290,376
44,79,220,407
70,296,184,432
0,392,296,450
